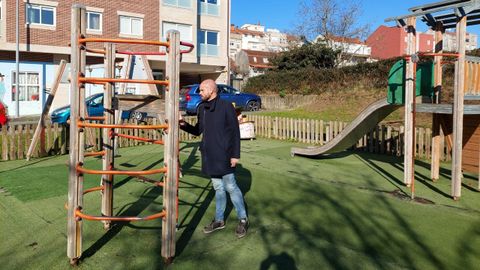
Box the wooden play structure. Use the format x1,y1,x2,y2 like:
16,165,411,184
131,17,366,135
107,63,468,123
385,0,480,199
66,5,193,265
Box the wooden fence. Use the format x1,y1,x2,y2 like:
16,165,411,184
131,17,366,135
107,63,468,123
245,115,451,162
0,118,198,161
0,116,451,162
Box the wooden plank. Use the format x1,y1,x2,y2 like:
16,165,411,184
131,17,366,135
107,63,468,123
2,126,8,160
320,120,324,145
419,127,425,158
452,16,467,199
17,125,24,159
114,55,133,152
162,30,180,260
101,43,115,230
26,60,66,161
404,16,416,186
9,125,15,160
67,5,86,263
141,56,160,95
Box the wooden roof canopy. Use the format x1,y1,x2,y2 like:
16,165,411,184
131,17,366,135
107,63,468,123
385,0,480,29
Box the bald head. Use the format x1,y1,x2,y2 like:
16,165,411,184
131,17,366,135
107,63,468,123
199,79,218,101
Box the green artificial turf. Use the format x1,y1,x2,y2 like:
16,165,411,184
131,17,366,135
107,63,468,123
0,139,479,269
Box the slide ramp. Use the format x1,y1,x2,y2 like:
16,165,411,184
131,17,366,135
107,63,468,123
291,99,400,157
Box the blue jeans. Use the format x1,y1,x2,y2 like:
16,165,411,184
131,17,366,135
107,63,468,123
211,173,247,222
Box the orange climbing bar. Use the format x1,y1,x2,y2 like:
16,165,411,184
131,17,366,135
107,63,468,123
85,48,106,54
79,77,169,86
84,116,105,121
180,41,195,53
76,163,167,176
79,38,170,47
84,186,105,194
78,121,168,130
75,208,166,222
135,175,164,187
404,52,461,59
115,133,164,144
118,50,166,56
64,186,106,209
419,52,460,57
84,151,106,157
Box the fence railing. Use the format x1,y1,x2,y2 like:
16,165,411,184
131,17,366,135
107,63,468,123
0,117,198,161
246,115,450,161
0,115,451,162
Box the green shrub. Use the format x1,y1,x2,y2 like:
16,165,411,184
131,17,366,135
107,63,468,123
244,57,455,97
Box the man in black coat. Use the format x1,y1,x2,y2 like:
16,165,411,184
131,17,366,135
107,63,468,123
179,79,248,238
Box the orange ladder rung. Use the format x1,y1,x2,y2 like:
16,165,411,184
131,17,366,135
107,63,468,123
75,208,166,222
76,163,167,176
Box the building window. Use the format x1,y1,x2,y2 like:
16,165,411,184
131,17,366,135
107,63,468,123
198,30,219,56
119,16,143,36
26,4,55,26
87,11,102,31
253,57,257,63
199,0,219,16
162,22,192,41
11,71,40,101
264,58,269,63
163,0,192,8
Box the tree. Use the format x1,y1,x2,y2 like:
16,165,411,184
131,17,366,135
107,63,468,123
296,0,370,66
270,42,339,70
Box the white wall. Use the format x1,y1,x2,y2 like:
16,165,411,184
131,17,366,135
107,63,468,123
0,61,56,116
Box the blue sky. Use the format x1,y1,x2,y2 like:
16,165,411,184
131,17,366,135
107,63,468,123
231,0,480,39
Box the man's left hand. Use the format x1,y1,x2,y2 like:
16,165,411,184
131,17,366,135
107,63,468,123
230,158,239,167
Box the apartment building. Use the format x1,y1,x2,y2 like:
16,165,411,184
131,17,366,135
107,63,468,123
316,35,372,66
229,24,298,58
0,0,230,116
367,25,478,60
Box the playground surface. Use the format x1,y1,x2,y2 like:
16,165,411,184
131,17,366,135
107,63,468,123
1,139,479,269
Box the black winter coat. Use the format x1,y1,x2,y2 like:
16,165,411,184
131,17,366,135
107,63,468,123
180,96,240,177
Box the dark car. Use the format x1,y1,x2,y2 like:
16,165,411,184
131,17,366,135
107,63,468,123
50,93,146,124
179,84,261,115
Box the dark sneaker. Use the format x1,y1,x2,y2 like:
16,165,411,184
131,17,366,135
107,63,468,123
203,220,225,234
235,219,249,238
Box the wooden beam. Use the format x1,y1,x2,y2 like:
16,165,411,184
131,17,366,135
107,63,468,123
142,56,160,95
113,94,165,115
26,60,67,161
114,55,133,152
67,5,86,264
404,17,417,187
101,43,115,230
452,15,467,199
431,22,444,181
161,30,180,262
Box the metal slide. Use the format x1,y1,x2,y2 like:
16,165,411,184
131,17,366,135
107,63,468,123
291,99,400,157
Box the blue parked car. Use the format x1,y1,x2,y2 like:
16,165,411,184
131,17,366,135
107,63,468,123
179,84,261,115
50,93,146,124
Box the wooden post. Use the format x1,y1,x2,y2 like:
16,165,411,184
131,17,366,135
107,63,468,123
101,43,116,230
26,60,67,161
67,5,86,264
114,55,133,152
404,17,416,186
161,30,180,261
452,16,467,199
431,22,444,181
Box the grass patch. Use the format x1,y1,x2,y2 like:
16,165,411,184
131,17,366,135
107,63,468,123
1,140,479,269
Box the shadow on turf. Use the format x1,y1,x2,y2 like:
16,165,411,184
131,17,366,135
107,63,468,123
80,158,165,261
173,142,253,259
253,165,448,269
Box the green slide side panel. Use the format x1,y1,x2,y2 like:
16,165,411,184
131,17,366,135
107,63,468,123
387,59,434,105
